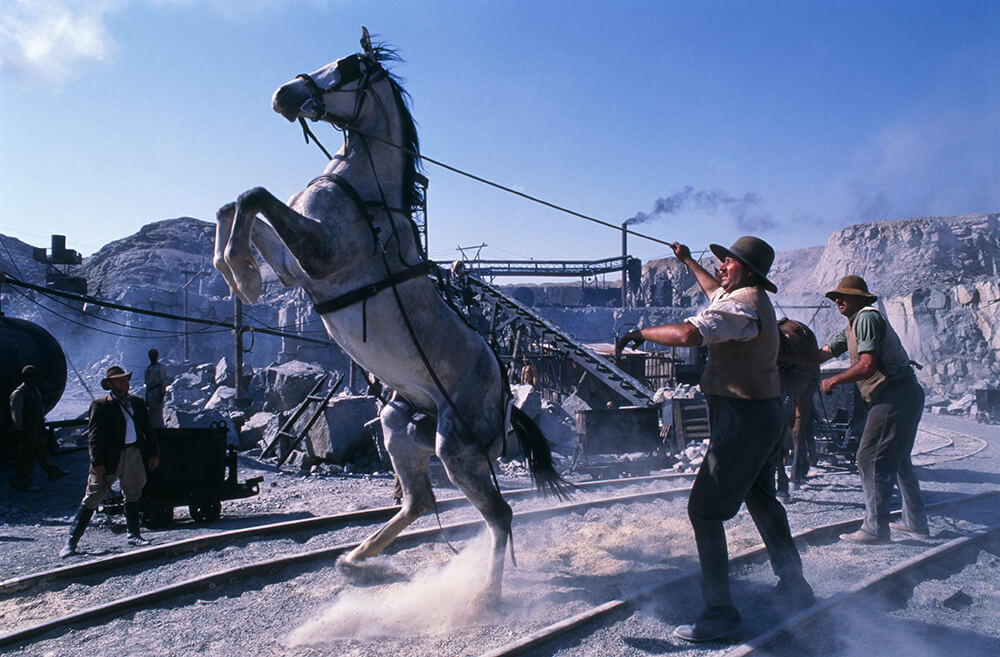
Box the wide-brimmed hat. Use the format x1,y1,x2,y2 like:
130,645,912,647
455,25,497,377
101,366,132,390
825,275,877,303
709,235,778,293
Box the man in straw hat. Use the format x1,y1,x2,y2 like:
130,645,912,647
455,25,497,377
814,275,928,544
60,366,160,557
617,236,814,642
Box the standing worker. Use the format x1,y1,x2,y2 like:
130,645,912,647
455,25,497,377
8,364,67,491
60,366,160,557
616,236,814,642
144,348,169,428
817,275,929,543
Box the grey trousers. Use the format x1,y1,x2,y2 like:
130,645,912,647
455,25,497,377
688,395,806,609
81,446,148,508
857,376,928,537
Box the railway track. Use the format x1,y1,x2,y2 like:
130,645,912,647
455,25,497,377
5,421,992,656
1,474,696,647
0,471,694,595
911,424,990,466
474,489,1000,657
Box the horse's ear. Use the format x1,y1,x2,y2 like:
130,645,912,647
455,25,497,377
360,26,373,55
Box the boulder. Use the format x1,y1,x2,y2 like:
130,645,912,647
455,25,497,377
304,395,379,464
215,357,234,387
240,411,279,452
261,360,329,412
204,385,237,411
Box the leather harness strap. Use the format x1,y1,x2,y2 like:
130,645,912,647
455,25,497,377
312,260,435,316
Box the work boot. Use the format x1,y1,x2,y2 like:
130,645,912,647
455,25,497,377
673,606,741,642
59,505,94,558
124,502,151,547
840,528,889,544
773,576,816,609
890,520,930,538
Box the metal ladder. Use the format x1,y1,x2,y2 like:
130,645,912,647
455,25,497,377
469,277,656,407
259,373,345,466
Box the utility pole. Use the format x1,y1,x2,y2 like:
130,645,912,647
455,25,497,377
234,297,244,401
180,270,198,362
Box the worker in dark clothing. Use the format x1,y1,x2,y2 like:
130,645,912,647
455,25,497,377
144,348,169,428
8,364,66,491
60,366,160,557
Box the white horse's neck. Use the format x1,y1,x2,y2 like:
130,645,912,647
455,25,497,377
324,83,405,205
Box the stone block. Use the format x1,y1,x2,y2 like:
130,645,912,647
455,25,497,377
262,360,328,412
305,395,379,464
975,280,999,304
954,284,977,305
215,357,234,387
926,290,948,310
240,411,279,451
204,385,237,411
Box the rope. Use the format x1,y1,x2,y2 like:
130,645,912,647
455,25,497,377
302,123,677,249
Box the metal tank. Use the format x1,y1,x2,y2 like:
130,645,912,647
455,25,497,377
0,316,67,448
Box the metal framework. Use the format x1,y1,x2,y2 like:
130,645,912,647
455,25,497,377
460,256,630,278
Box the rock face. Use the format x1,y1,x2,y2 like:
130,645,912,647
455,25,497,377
570,214,1000,402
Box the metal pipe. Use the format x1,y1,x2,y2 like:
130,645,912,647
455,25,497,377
621,222,628,308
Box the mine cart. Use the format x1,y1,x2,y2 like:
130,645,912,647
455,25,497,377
101,423,262,528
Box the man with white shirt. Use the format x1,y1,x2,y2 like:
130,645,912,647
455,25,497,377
617,236,813,642
60,366,160,557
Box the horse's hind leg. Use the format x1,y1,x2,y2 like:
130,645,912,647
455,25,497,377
436,426,511,610
342,401,435,564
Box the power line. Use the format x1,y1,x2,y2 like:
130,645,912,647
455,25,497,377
1,275,331,346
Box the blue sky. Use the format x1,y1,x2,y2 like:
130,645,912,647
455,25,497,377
1,1,997,270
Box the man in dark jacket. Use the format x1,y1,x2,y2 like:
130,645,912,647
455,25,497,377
9,364,66,491
60,366,160,557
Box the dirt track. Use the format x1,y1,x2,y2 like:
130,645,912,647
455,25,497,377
2,413,997,657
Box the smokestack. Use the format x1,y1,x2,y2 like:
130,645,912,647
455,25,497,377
621,223,628,309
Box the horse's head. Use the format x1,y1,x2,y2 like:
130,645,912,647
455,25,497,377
272,28,389,128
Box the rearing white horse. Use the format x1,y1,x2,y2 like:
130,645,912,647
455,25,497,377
214,29,567,609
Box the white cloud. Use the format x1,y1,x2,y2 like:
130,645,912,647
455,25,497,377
0,0,129,87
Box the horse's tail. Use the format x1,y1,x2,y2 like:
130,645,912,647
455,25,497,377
509,405,574,501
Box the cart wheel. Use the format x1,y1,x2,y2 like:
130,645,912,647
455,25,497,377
141,506,174,529
189,501,222,524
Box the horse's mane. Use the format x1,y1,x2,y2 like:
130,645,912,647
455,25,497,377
370,44,424,215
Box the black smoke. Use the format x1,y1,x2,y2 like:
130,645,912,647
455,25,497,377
625,186,775,232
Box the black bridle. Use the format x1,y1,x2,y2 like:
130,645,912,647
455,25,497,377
295,53,388,131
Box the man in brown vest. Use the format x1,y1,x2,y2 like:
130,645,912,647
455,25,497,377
817,275,928,543
617,236,813,642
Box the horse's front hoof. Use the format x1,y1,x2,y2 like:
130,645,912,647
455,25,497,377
336,551,363,571
468,588,501,614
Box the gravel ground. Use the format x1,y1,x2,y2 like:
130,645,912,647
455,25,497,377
2,413,998,656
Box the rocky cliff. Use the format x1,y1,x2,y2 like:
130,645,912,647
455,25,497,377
2,213,997,414
631,213,1000,400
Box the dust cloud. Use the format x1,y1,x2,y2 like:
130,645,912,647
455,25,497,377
287,500,697,646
